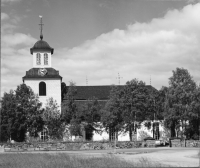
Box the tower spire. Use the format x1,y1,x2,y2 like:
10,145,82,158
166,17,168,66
39,15,44,40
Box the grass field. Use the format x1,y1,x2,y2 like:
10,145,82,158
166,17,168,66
0,153,169,168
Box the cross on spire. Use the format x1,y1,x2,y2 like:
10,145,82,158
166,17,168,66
116,72,123,85
39,15,44,40
86,76,88,86
150,75,151,85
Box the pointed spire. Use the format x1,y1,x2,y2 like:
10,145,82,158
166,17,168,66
39,15,44,40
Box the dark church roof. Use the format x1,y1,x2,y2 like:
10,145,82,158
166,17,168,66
30,39,54,54
22,68,62,81
68,85,156,100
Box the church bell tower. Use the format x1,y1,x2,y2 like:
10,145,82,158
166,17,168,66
23,16,62,111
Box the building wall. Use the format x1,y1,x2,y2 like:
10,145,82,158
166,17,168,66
33,51,52,68
137,121,165,140
93,131,130,141
24,78,61,112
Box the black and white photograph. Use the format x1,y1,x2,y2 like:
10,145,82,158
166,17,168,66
1,0,200,167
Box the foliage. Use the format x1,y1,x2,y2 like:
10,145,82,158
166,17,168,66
43,97,64,140
138,131,152,141
62,82,102,138
164,68,197,138
0,84,44,142
61,81,78,124
79,98,102,134
120,79,157,140
101,85,124,134
61,82,67,102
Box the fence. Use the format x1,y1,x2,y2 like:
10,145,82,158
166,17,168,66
1,140,200,152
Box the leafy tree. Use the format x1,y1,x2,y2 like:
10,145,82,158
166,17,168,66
121,79,155,141
0,84,44,142
185,85,200,139
164,68,197,138
61,82,67,102
0,90,16,142
78,98,102,140
61,81,81,136
101,86,124,136
43,97,64,140
61,81,77,124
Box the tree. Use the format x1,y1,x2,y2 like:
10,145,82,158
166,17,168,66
43,97,64,140
62,81,102,139
0,90,16,142
0,84,44,142
164,68,197,138
78,98,102,140
121,79,155,141
101,86,124,137
61,81,81,136
185,84,200,139
61,82,67,102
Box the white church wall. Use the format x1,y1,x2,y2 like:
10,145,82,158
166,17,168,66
92,129,130,141
137,121,165,140
93,131,109,141
24,78,61,112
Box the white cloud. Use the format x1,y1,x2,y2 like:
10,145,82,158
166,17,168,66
1,13,9,20
1,0,21,3
53,3,200,88
1,3,200,97
1,0,22,6
2,33,36,47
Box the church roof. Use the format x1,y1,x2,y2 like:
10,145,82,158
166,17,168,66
65,85,156,100
75,85,117,100
30,39,54,54
22,68,62,81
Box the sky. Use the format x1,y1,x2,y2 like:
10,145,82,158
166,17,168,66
1,0,200,97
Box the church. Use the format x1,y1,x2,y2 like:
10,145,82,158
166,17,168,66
22,17,164,142
23,17,62,112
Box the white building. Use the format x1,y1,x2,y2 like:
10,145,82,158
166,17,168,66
23,17,62,112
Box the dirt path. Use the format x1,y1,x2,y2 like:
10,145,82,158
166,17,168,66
116,148,200,167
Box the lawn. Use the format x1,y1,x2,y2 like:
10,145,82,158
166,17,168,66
0,153,168,168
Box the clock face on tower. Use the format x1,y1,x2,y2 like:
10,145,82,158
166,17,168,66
38,68,47,76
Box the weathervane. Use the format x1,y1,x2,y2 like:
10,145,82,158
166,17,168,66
150,75,151,85
86,76,88,86
116,73,123,85
39,15,43,40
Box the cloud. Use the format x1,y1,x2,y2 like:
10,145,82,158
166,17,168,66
2,33,36,47
1,13,10,20
187,0,200,4
1,0,22,6
1,3,200,97
52,3,200,88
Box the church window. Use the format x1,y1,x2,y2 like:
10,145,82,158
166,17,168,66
36,53,41,65
44,53,48,65
109,127,118,141
39,82,46,96
41,129,48,141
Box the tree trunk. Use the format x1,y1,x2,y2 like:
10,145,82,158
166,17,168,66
129,125,132,141
171,121,176,137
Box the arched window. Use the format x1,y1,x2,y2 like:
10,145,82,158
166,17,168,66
36,53,41,65
41,129,48,141
44,53,48,65
39,82,46,96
